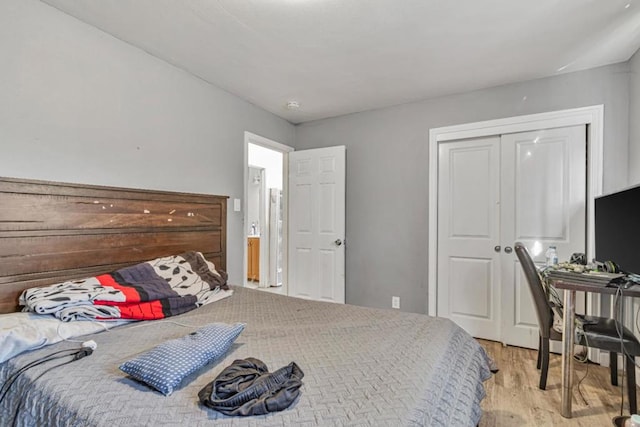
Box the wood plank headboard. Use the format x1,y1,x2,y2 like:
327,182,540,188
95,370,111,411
0,177,228,313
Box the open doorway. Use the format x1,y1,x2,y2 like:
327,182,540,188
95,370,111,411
244,132,293,294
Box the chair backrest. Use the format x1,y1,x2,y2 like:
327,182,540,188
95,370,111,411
514,242,554,338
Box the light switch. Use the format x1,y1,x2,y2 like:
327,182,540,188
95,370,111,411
233,198,241,212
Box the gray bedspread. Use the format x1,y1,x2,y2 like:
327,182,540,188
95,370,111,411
0,286,494,426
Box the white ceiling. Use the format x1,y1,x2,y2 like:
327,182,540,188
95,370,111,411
41,0,640,124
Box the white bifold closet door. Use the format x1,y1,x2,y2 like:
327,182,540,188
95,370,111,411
437,126,586,348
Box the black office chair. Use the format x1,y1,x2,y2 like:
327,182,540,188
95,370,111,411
514,242,640,413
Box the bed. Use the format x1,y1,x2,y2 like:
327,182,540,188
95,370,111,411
0,177,494,426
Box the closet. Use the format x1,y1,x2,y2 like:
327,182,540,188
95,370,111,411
436,125,586,349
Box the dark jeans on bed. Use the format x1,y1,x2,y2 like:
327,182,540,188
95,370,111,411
199,357,304,416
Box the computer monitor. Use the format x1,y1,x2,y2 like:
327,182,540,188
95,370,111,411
595,183,640,275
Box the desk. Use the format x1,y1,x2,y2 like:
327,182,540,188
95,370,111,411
551,280,640,418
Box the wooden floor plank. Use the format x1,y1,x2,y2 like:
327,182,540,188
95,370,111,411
478,339,630,426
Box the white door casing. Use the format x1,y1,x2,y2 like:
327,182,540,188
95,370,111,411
288,146,346,303
429,106,604,320
243,132,294,291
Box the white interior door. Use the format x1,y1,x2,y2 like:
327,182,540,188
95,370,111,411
437,126,586,347
437,137,501,341
501,126,586,348
288,146,345,303
258,168,268,288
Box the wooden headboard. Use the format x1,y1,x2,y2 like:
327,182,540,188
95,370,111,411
0,177,228,313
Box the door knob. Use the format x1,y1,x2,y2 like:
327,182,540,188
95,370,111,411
504,246,513,254
494,245,501,252
335,239,343,246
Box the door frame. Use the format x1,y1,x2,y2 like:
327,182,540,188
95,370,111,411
243,132,294,291
428,105,604,319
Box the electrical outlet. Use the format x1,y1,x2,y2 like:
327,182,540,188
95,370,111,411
392,296,400,309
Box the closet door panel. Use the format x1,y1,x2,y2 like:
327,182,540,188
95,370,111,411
501,126,586,349
437,136,501,341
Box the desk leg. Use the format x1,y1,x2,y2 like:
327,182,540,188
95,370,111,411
561,289,576,418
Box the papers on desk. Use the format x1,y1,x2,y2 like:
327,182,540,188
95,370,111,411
547,269,625,286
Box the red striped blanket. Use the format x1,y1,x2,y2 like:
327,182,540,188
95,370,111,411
19,252,232,321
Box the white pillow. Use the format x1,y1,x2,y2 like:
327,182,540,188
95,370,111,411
0,312,128,363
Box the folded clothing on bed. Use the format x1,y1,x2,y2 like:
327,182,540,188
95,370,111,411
19,252,232,321
199,358,304,416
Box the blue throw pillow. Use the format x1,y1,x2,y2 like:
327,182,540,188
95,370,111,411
119,322,245,395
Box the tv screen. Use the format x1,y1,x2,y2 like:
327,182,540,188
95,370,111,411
595,184,640,275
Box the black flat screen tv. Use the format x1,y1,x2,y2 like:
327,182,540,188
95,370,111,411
595,183,640,275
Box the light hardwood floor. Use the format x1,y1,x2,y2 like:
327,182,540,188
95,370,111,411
478,339,630,426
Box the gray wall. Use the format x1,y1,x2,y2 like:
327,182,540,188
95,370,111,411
630,49,640,185
295,63,631,314
3,0,636,314
0,0,295,285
